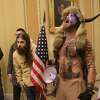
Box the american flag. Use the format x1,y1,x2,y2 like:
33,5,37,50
31,25,48,100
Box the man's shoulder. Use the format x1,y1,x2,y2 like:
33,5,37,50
13,50,17,57
13,50,21,59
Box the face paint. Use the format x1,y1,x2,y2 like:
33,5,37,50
67,13,79,25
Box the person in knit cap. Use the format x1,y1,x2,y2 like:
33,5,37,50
53,6,96,100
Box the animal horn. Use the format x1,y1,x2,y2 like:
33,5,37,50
81,13,100,23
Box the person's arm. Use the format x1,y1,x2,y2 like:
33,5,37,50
0,48,3,60
78,39,96,100
84,39,96,87
13,52,26,88
13,53,23,84
7,45,14,75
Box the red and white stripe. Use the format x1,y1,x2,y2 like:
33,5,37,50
31,53,46,100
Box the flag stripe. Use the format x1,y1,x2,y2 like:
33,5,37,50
32,68,43,82
33,59,44,72
33,62,43,76
33,56,45,72
31,71,46,100
34,54,45,69
31,71,43,87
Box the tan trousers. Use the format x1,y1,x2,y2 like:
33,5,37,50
56,77,86,100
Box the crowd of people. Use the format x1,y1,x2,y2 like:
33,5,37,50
0,6,96,100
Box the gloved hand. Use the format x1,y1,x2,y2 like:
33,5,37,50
78,88,95,100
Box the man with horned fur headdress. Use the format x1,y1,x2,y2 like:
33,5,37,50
53,6,96,100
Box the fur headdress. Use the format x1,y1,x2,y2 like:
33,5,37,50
61,6,87,36
53,6,87,58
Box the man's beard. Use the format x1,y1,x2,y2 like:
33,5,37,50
17,47,27,55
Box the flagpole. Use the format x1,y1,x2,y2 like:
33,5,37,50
43,11,46,26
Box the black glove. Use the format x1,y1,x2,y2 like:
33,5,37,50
78,88,95,100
